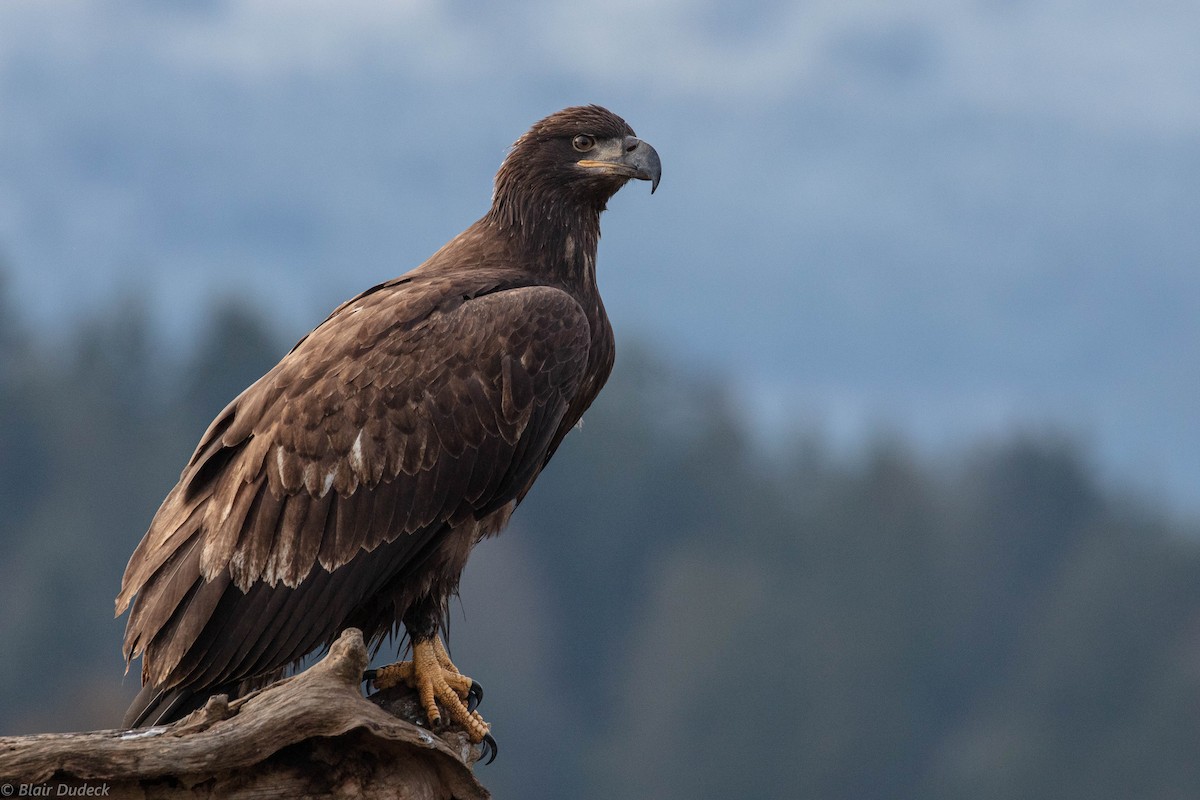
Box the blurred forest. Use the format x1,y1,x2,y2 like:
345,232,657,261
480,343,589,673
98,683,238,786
1,266,1199,800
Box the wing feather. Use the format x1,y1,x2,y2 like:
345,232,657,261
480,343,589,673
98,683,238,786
226,579,297,681
200,472,260,582
262,493,307,587
465,435,503,505
123,537,203,661
120,281,593,693
290,491,331,585
316,493,343,573
237,482,287,586
147,569,230,687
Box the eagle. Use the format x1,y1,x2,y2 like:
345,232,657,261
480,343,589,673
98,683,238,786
115,105,661,758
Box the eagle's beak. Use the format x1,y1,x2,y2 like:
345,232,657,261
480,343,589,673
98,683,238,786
623,136,662,194
579,136,662,194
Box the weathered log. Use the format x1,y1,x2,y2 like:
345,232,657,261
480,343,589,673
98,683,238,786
0,629,489,799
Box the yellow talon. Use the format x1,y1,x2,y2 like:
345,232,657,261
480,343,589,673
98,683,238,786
370,636,491,744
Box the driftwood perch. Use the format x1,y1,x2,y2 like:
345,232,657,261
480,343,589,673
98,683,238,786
0,629,489,799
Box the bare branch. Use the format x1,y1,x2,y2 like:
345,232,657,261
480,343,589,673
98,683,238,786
0,629,489,799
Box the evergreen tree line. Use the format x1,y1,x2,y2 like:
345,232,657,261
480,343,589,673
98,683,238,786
1,273,1198,799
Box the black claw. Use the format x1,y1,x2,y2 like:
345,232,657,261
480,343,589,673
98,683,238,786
362,669,377,686
481,732,498,765
466,680,483,714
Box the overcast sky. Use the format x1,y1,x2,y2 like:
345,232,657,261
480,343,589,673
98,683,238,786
1,0,1197,513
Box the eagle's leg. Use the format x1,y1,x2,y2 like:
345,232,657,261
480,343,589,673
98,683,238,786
369,637,491,745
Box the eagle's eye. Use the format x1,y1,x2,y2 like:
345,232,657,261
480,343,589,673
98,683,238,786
572,134,596,153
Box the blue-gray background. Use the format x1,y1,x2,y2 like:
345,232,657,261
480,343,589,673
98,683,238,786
2,3,1199,798
3,0,1196,513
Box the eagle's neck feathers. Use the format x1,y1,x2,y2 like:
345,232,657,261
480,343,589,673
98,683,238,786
479,138,619,289
482,194,601,288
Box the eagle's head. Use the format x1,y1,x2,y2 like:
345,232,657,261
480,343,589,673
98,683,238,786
494,105,661,215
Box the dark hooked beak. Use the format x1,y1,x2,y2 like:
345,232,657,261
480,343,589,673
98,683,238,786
578,135,662,194
622,136,662,194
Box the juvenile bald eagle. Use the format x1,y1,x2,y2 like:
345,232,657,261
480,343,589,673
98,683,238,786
115,105,661,755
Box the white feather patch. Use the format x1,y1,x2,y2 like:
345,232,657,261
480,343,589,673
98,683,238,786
350,429,365,476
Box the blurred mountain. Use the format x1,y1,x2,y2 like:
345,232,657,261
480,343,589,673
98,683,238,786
1,280,1199,799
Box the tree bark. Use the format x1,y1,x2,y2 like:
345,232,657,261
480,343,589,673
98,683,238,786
0,629,489,799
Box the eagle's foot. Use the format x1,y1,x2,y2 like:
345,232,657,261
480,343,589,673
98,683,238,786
367,637,492,747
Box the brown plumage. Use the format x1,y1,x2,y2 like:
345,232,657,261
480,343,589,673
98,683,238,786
116,105,661,728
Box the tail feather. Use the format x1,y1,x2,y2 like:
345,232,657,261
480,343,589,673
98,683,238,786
122,668,286,729
122,682,236,729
